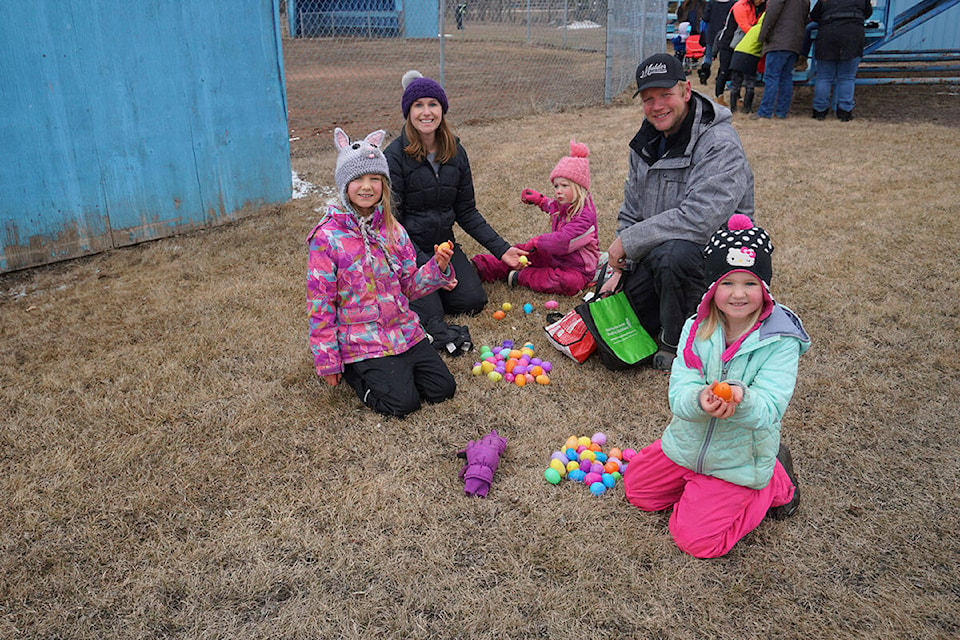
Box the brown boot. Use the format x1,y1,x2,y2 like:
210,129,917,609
715,94,727,107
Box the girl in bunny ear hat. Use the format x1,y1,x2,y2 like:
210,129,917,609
306,127,458,418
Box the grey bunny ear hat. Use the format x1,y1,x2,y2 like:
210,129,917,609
333,127,389,212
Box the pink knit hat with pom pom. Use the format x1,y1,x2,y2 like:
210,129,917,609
549,140,591,190
682,214,776,373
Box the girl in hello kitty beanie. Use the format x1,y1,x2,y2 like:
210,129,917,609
622,213,812,558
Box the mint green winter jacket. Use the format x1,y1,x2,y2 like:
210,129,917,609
660,303,811,490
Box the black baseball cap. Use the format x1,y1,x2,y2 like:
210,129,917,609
633,53,687,97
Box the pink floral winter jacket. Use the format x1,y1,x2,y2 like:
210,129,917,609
306,203,454,377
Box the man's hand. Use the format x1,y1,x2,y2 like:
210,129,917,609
606,236,627,272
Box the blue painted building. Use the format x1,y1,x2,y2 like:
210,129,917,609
287,0,438,39
0,1,291,273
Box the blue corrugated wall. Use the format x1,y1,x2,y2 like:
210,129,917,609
0,1,291,272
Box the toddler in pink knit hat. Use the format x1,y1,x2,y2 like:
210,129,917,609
471,140,601,297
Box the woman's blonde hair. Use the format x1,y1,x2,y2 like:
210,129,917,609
403,117,458,164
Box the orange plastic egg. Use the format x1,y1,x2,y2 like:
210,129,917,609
714,381,733,402
515,375,527,387
535,374,550,385
493,310,506,320
608,447,622,460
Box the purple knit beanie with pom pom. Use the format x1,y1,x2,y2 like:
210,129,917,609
401,70,449,119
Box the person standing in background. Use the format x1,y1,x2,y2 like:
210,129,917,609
809,0,873,121
752,0,810,119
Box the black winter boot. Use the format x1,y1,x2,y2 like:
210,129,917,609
698,62,711,85
729,88,740,113
742,88,755,114
837,107,854,122
811,108,828,120
769,443,800,519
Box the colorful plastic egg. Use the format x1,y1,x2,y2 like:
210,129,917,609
544,468,562,485
566,460,580,473
515,375,527,387
523,303,534,314
565,447,578,460
502,302,513,311
541,361,552,372
535,374,550,385
493,310,506,320
622,448,637,462
577,436,592,448
584,472,602,486
602,473,616,488
487,371,502,382
589,482,606,496
608,447,622,460
549,458,567,476
545,300,559,310
471,364,483,376
591,432,607,446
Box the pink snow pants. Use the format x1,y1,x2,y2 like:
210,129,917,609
471,253,590,297
623,439,796,558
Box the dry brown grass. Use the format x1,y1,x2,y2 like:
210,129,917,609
3,84,960,639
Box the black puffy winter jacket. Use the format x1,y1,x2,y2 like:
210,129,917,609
385,129,510,266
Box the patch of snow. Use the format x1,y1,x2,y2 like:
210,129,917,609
562,20,601,30
292,170,315,199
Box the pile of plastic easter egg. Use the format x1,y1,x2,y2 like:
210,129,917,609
543,432,637,496
470,339,553,387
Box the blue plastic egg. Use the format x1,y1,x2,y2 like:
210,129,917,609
602,473,616,488
589,482,606,496
523,303,533,314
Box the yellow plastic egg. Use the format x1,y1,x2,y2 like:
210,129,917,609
481,361,495,374
566,460,580,473
565,435,579,450
502,302,512,311
577,436,592,448
549,458,567,476
536,374,550,385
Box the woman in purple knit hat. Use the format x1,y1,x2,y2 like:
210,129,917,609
384,71,527,356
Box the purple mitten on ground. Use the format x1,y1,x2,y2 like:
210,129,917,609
457,430,508,497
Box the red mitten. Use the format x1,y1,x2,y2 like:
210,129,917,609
520,188,544,206
457,430,508,497
515,239,537,254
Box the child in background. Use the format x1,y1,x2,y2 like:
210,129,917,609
623,214,810,558
307,128,457,418
472,140,600,297
728,1,766,113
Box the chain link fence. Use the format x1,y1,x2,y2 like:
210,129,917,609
282,0,667,157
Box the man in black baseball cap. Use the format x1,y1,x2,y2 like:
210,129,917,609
632,52,688,97
600,51,755,372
